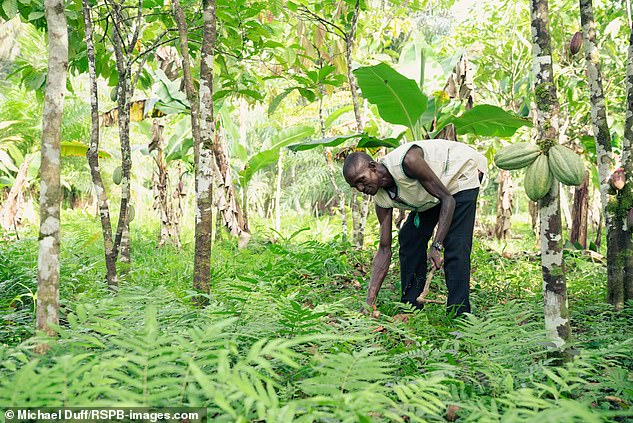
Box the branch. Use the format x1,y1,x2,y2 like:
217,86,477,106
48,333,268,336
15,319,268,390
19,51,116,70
297,5,346,39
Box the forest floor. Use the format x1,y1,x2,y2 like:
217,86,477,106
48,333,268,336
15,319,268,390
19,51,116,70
0,211,632,422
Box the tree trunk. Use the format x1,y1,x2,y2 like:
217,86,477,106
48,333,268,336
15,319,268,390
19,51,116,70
530,0,571,349
212,124,251,248
83,0,117,286
120,225,131,263
37,0,67,349
494,170,513,240
621,11,633,304
192,0,217,300
581,0,628,307
559,186,572,234
108,0,141,268
274,149,283,233
319,94,348,240
150,119,180,247
345,0,362,134
570,172,589,248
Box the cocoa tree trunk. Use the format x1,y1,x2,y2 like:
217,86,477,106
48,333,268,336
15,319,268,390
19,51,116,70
150,119,180,247
581,0,628,307
494,170,513,240
620,14,633,305
37,0,67,349
107,0,143,267
319,94,348,239
83,0,117,286
212,124,251,248
192,0,217,300
274,149,283,233
570,172,589,248
530,0,571,349
529,200,540,238
345,0,369,248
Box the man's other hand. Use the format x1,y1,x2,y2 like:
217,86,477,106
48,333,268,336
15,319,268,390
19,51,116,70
428,247,443,270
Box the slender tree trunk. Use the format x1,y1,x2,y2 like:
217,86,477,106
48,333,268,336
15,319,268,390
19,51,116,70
83,0,117,286
357,194,370,248
151,120,180,247
172,0,201,164
274,150,283,233
530,0,571,349
345,0,362,134
37,0,67,349
570,172,589,248
191,0,217,300
621,16,633,304
344,0,369,248
212,125,251,248
107,0,141,267
529,200,540,237
319,94,348,239
581,0,628,307
494,170,513,240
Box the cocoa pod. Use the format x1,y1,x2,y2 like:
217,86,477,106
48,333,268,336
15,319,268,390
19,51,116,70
610,167,626,191
570,31,583,55
628,208,633,230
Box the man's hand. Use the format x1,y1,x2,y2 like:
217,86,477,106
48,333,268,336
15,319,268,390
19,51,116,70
428,247,443,270
360,302,381,318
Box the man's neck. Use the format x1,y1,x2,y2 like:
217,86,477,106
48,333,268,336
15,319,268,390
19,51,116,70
377,163,396,190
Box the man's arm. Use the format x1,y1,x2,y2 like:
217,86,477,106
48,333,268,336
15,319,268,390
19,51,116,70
402,146,455,269
366,205,393,306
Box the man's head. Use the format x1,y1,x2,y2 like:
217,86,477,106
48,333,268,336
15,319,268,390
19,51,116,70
343,151,380,195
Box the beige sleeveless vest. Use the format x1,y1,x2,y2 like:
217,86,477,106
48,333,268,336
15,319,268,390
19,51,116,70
373,140,488,212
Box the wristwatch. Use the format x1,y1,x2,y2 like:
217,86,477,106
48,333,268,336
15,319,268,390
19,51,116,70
431,241,444,251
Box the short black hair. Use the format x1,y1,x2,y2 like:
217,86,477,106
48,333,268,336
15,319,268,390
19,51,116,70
342,151,373,181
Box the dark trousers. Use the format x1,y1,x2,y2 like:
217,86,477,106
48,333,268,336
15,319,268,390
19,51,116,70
398,188,479,316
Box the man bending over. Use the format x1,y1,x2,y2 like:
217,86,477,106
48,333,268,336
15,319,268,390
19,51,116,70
343,140,487,316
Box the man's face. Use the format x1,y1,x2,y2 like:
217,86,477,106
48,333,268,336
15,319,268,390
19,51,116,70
345,162,379,195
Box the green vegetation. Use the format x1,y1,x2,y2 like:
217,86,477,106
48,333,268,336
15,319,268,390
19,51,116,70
1,212,631,421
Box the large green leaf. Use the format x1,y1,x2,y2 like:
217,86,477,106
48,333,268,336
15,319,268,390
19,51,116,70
353,63,427,132
288,134,363,152
287,132,404,152
449,104,532,137
240,125,315,186
61,141,111,159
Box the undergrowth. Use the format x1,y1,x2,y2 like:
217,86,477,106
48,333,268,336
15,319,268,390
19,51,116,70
0,212,631,422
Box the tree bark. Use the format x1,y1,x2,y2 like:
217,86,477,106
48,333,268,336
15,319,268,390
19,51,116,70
345,0,362,134
344,0,369,249
274,150,283,233
82,0,117,286
107,0,142,267
150,119,180,247
212,124,251,248
530,0,571,349
621,11,633,304
581,0,629,307
570,172,589,248
37,0,67,349
192,0,217,300
319,94,347,240
494,170,513,240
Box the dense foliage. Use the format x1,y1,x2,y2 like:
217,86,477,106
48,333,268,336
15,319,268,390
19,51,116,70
1,213,631,421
